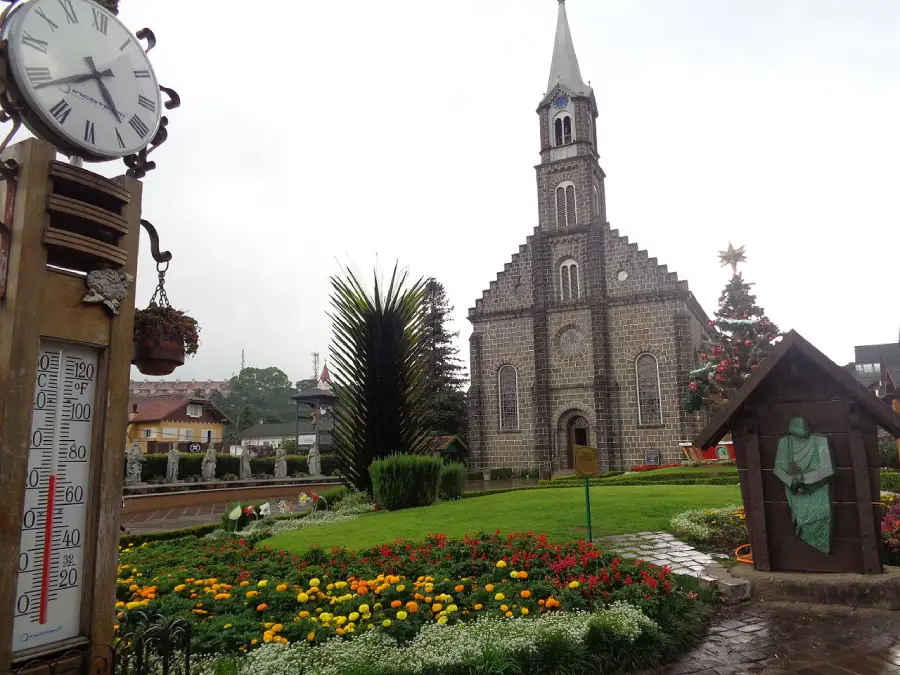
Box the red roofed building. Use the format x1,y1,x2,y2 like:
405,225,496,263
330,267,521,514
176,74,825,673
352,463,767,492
129,379,229,399
127,396,231,453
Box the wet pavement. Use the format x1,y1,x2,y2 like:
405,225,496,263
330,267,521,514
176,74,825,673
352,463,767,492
658,602,900,675
599,531,725,579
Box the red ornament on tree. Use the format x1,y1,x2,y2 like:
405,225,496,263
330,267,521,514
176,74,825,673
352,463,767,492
744,339,753,346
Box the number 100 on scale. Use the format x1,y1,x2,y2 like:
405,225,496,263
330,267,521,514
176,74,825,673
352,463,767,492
15,341,98,653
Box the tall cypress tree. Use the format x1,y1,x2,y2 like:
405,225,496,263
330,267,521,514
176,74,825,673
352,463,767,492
421,279,468,439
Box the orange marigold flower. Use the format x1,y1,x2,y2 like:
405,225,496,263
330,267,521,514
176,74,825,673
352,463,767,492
454,585,465,593
256,603,268,611
357,586,369,595
390,600,402,609
432,603,442,613
405,601,419,613
520,590,531,599
485,584,494,592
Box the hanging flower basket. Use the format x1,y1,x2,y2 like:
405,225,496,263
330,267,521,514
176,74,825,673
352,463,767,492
132,303,199,376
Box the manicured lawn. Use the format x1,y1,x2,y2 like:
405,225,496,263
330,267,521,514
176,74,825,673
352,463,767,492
266,485,741,553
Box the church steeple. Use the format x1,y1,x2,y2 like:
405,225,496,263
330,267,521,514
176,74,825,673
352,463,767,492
546,0,591,96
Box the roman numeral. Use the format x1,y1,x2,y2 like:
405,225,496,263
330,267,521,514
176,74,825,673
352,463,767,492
49,99,72,125
119,39,130,52
26,67,51,84
35,7,59,31
91,7,108,34
115,127,126,149
133,69,150,79
57,0,78,24
22,32,49,53
83,120,95,144
128,114,149,139
137,95,156,112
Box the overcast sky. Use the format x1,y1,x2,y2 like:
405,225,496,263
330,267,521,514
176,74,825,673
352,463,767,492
104,0,899,384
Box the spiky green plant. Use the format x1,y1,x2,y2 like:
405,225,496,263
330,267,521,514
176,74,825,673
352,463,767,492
328,263,431,494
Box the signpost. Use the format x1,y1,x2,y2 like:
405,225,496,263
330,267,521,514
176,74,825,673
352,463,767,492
573,445,599,542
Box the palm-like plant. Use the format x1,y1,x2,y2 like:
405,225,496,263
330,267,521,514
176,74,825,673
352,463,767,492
328,263,431,494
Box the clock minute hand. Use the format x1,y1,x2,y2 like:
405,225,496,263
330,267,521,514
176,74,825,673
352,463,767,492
84,56,120,122
34,71,110,90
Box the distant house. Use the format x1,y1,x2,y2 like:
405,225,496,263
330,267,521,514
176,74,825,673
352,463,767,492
130,379,229,399
428,435,469,464
847,342,900,401
237,408,334,453
128,396,231,453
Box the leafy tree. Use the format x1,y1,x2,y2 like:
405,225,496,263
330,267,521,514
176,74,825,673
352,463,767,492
421,279,468,439
684,272,781,413
215,366,296,443
329,263,430,494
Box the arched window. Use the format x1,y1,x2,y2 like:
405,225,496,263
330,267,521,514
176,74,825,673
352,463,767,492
636,354,662,425
555,182,576,228
498,366,519,431
553,112,572,146
559,259,579,301
592,185,600,217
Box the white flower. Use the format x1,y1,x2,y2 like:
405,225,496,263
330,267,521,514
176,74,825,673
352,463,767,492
228,505,242,521
259,502,271,517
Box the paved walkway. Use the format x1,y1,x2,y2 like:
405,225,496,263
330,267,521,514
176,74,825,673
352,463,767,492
598,531,725,580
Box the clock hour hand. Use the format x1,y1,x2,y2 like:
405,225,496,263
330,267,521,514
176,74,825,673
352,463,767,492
34,70,112,90
84,56,120,122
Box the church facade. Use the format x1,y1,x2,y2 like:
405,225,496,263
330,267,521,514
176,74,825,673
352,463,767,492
467,1,712,473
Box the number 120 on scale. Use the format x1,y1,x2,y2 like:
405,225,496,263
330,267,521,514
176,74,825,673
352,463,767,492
14,340,98,653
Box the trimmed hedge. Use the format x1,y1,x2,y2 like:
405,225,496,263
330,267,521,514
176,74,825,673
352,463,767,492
439,463,466,500
489,467,514,480
370,454,442,511
137,453,338,481
120,523,220,547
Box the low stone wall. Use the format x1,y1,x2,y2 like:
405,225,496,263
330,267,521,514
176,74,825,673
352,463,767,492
122,478,341,514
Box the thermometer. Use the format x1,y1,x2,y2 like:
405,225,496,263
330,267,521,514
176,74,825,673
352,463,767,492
14,340,98,653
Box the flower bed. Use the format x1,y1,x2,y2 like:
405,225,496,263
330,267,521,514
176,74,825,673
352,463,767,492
670,505,747,553
884,501,900,566
629,463,681,472
115,531,715,671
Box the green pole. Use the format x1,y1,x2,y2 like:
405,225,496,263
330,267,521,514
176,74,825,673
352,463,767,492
584,475,593,543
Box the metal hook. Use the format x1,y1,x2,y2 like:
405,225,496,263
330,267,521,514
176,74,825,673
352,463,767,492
139,218,172,265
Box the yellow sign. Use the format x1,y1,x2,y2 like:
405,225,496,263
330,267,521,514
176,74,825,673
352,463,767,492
574,445,599,477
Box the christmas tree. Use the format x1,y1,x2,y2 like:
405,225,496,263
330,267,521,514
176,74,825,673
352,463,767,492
684,243,782,413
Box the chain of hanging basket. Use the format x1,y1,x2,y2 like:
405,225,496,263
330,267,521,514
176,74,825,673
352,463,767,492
148,260,170,308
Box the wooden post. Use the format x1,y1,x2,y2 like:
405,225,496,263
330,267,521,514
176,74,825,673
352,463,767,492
845,396,882,575
0,138,142,672
741,406,771,571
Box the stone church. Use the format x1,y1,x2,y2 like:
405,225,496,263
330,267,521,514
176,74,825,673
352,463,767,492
467,0,712,473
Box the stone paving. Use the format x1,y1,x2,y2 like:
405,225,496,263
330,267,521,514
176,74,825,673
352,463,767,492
657,601,900,675
597,531,726,580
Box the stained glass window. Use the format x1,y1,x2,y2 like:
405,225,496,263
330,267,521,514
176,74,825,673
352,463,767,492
498,366,519,431
636,354,662,425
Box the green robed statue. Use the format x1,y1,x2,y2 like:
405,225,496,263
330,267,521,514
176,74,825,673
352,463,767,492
772,417,835,553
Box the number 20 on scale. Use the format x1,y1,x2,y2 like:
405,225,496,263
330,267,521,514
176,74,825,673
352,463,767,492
14,341,98,653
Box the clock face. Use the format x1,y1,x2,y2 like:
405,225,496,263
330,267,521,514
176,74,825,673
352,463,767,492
551,91,570,109
4,0,162,160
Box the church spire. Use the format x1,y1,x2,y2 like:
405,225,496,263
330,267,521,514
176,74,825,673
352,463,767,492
546,0,590,96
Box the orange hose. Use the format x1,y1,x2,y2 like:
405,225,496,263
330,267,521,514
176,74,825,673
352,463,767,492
735,544,753,564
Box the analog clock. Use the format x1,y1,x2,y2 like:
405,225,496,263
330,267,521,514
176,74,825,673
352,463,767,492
2,0,162,161
551,90,569,109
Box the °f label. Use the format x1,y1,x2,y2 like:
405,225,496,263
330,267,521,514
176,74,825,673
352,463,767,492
14,340,98,654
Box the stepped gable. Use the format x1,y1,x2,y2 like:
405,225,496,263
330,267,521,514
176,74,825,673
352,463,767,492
603,223,686,294
468,229,536,318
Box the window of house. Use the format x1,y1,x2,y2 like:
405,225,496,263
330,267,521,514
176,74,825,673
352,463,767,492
498,365,519,431
553,113,573,146
187,404,203,418
555,182,576,228
201,429,213,443
142,428,155,439
162,427,177,440
636,354,662,425
559,259,579,301
179,429,194,441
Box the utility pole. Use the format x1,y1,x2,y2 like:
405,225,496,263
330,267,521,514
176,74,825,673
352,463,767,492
241,348,245,373
312,351,320,380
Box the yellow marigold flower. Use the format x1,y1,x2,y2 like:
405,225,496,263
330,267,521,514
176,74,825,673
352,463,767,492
475,604,483,611
348,611,360,622
432,603,443,613
257,580,268,588
374,603,383,611
359,603,370,613
500,604,509,612
276,584,288,592
239,581,249,587
272,623,284,633
224,624,232,629
246,591,258,598
495,593,505,601
568,581,580,589
306,632,315,642
397,611,408,620
382,619,392,627
437,615,448,625
173,585,186,592
485,584,494,593
251,639,258,645
447,604,458,613
309,578,321,587
510,571,518,579
334,616,347,626
496,560,507,568
521,608,529,616
115,601,125,609
319,613,333,622
299,611,310,619
129,584,139,592
327,583,335,591
297,592,309,603
263,632,274,643
505,611,513,618
125,602,140,610
335,581,347,589
396,584,406,592
214,593,231,600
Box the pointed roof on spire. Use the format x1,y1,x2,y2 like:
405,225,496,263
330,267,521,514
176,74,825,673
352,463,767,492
546,0,591,97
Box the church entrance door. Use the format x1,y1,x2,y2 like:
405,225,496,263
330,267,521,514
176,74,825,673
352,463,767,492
566,416,590,470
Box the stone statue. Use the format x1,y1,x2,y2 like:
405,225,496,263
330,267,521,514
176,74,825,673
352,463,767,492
125,440,144,485
274,445,288,478
165,444,180,483
239,446,252,480
307,442,322,476
201,442,217,481
773,417,835,553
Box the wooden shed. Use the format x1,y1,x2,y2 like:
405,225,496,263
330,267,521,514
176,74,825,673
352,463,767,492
694,330,900,575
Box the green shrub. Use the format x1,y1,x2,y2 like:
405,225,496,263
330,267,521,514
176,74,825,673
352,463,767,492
369,454,442,511
119,523,220,547
489,467,514,480
439,463,466,500
466,470,485,480
518,468,539,479
318,486,348,508
880,441,900,469
882,470,900,492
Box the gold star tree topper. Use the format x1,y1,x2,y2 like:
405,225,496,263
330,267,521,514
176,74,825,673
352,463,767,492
718,242,747,274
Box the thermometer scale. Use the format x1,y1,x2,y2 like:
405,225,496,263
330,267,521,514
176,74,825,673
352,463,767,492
14,340,98,653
